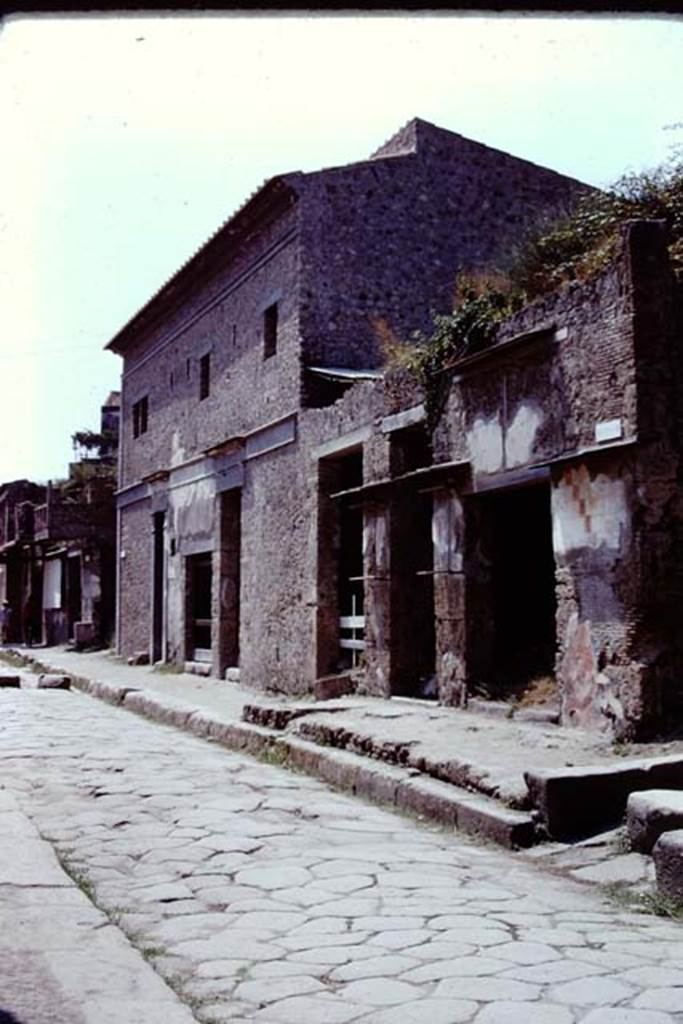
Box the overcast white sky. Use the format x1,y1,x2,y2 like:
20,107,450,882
1,11,682,483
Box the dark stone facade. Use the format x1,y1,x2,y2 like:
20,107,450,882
108,119,682,738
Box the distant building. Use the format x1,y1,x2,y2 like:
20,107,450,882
0,393,120,648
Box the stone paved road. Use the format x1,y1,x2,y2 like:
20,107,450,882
1,689,682,1024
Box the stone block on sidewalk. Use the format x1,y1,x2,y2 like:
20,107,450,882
627,789,683,853
313,672,355,701
128,651,150,666
22,674,71,690
652,828,683,901
0,673,21,687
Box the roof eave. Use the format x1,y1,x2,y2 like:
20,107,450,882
106,173,303,357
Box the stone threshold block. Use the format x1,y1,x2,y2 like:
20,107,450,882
627,789,683,853
0,673,21,687
184,661,211,677
652,828,683,901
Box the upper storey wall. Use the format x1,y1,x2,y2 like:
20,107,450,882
119,204,302,489
297,125,586,370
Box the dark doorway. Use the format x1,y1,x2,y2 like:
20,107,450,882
390,488,436,697
187,553,212,663
66,555,82,641
338,499,364,671
217,491,241,676
468,483,556,698
317,449,364,676
152,512,165,663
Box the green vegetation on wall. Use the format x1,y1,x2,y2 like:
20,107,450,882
384,158,683,431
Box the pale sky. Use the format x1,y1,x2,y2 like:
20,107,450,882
1,12,682,483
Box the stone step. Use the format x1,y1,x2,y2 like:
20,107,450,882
243,701,363,732
526,756,683,840
258,708,531,810
627,789,683,853
242,698,539,846
279,737,537,849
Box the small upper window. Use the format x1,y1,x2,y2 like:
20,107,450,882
133,396,148,438
263,302,278,359
199,352,211,400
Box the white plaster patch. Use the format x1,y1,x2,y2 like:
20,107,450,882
467,414,503,475
432,493,462,572
172,477,215,541
505,403,543,468
552,465,630,555
166,553,183,661
170,430,187,468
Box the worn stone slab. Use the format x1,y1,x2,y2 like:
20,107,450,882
0,836,71,886
627,788,683,853
123,690,197,728
525,755,683,839
571,852,652,885
652,828,683,901
73,676,139,705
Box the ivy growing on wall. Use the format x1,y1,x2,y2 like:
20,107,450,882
510,157,683,297
381,273,524,431
382,157,683,432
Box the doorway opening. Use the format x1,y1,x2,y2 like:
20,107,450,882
389,424,435,698
65,555,82,642
187,552,212,663
152,512,165,663
217,490,241,677
390,487,436,698
317,449,364,676
467,483,557,700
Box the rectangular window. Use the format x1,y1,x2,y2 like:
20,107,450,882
133,396,148,438
263,302,278,359
199,352,211,400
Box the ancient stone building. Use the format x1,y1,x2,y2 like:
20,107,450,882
108,118,682,738
0,394,120,648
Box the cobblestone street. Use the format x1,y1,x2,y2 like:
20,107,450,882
2,689,682,1024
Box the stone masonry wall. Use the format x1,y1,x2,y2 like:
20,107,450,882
238,441,317,694
119,202,302,489
297,120,586,371
435,239,639,474
118,498,152,657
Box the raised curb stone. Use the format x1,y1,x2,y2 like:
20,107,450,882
627,789,683,853
652,827,683,901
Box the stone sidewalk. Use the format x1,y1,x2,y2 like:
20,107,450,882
2,688,682,1024
3,645,683,848
0,787,197,1024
